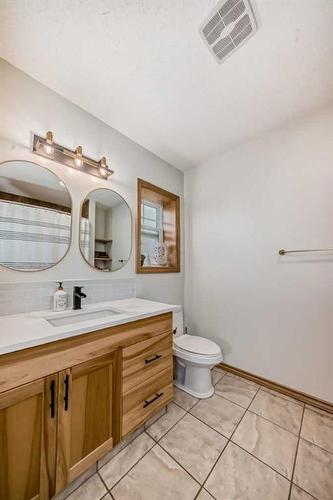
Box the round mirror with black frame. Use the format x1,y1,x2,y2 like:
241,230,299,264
0,160,72,272
79,188,132,272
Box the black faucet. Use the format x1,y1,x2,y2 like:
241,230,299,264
73,286,87,310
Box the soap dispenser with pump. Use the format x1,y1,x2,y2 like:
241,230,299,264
53,282,67,311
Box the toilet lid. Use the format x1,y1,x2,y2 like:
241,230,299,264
174,335,221,356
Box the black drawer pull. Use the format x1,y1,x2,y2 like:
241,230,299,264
144,354,162,365
64,374,69,411
50,380,55,419
143,392,163,408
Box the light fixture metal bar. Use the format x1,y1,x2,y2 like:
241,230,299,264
32,133,114,179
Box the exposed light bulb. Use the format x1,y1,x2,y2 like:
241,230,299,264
74,146,83,167
44,131,54,155
44,144,54,155
98,156,108,177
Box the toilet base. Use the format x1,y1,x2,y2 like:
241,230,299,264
174,380,214,399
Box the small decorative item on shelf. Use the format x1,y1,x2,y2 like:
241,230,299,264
140,254,146,267
153,242,168,266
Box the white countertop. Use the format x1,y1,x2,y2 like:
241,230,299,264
0,298,181,356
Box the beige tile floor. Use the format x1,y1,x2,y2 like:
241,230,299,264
63,368,333,500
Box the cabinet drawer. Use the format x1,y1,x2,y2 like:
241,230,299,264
122,331,173,393
122,367,173,436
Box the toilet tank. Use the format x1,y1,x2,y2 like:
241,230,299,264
172,308,184,338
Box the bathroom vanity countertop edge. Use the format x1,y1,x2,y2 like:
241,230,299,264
0,298,180,356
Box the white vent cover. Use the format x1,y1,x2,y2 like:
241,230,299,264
200,0,257,63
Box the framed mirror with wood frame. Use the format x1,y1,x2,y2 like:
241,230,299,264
136,178,180,273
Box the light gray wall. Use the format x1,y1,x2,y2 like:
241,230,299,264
185,107,333,403
0,59,184,305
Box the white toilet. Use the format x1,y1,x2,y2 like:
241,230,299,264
173,309,223,398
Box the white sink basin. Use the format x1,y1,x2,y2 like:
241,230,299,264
46,308,121,327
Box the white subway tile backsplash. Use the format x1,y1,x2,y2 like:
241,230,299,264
0,278,136,316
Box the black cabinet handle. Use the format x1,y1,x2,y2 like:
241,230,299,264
50,380,55,418
143,392,163,408
144,354,162,365
64,374,69,411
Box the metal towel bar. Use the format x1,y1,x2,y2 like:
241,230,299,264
279,248,333,255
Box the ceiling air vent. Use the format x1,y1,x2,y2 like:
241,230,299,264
200,0,257,63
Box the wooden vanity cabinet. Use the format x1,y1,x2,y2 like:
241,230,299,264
0,375,58,500
55,351,120,493
0,353,119,500
0,313,173,500
122,330,173,436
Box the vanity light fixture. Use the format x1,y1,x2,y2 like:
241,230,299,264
32,131,114,180
74,146,84,168
44,131,54,155
98,156,109,177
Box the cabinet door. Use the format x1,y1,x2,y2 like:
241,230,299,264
0,375,57,500
56,352,119,492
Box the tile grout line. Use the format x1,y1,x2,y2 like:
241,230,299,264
105,437,158,494
156,440,203,488
148,403,207,487
193,487,204,500
146,402,188,441
289,484,318,500
62,466,98,500
147,394,227,492
101,403,192,496
190,388,290,433
231,441,293,483
287,405,307,500
246,407,301,437
260,386,305,408
106,414,218,496
97,470,114,499
173,398,200,413
129,382,328,499
212,389,257,411
221,383,261,441
201,383,261,495
66,371,328,500
144,405,168,432
296,435,333,457
205,388,250,410
193,486,217,500
225,383,302,484
257,385,305,409
156,398,220,498
145,416,206,490
150,398,233,495
147,410,205,487
188,409,233,441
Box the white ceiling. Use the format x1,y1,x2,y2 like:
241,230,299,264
0,161,71,206
1,0,333,170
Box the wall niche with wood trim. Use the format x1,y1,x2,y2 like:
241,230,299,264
136,178,180,273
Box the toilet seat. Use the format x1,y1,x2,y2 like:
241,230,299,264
174,334,221,356
173,334,223,365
